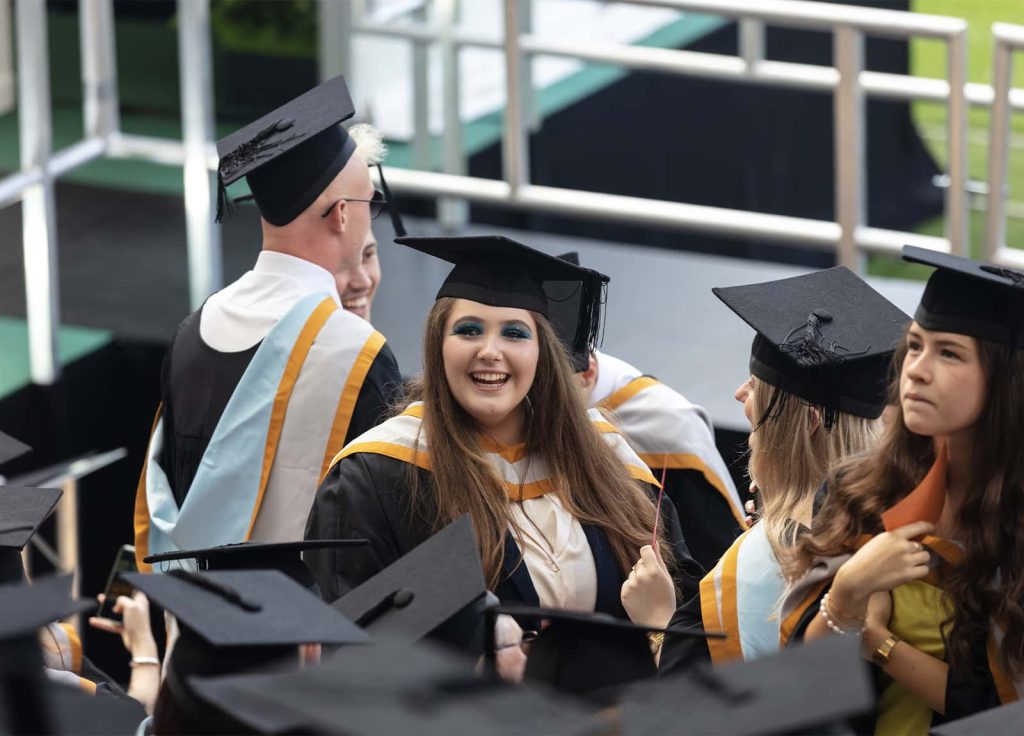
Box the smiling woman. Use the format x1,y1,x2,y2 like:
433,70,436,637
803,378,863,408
305,235,703,632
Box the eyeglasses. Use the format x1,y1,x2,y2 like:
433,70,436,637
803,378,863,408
320,189,388,220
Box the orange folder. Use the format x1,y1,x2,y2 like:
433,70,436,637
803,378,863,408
881,444,947,531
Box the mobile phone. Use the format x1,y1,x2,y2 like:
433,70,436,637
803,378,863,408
97,544,137,621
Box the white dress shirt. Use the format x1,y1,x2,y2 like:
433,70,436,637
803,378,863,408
509,495,597,611
199,251,341,352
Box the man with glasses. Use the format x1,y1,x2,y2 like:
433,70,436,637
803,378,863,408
133,77,402,570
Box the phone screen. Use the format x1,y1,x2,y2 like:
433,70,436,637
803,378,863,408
97,544,137,621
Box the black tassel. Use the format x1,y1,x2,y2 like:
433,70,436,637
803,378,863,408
215,169,231,224
215,118,301,223
574,270,608,358
981,264,1024,288
375,163,407,237
779,308,867,368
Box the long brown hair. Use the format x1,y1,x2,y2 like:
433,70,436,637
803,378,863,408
403,297,676,589
793,330,1024,674
748,377,880,569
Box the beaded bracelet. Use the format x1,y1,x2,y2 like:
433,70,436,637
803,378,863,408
818,591,866,635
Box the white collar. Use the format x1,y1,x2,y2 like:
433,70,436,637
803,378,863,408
253,250,340,303
589,350,643,406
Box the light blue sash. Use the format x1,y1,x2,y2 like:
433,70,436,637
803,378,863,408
145,293,332,561
734,522,785,661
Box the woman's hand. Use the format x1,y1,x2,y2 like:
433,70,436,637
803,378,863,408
89,591,158,660
861,591,895,661
831,521,933,620
621,545,676,630
491,614,527,684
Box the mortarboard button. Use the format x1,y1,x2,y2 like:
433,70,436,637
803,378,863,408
332,515,489,654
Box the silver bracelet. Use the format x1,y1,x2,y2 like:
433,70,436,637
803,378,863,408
129,655,161,668
819,592,865,636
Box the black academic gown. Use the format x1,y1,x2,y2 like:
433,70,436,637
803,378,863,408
159,307,401,506
304,452,704,615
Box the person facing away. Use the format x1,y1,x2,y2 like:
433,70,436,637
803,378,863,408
631,267,906,670
133,76,401,570
305,235,704,615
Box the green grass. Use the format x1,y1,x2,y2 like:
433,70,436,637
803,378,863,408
873,0,1024,279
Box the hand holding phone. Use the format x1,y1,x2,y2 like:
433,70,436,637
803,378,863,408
95,544,137,621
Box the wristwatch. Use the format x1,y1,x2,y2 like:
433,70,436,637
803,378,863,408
872,634,902,666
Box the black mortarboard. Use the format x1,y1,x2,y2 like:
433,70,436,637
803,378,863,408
931,698,1024,735
332,515,489,654
0,487,63,584
143,539,369,592
618,634,874,735
0,576,108,735
903,245,1024,349
395,236,609,365
216,75,357,226
0,430,30,467
0,574,93,646
45,684,147,735
491,603,713,704
713,266,909,424
192,641,603,735
124,569,368,649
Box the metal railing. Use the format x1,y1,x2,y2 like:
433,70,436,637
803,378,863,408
985,22,1024,269
4,0,1024,385
3,0,219,384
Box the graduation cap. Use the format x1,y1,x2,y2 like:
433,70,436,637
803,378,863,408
931,698,1024,735
332,515,489,654
0,487,63,584
191,640,603,735
903,245,1024,349
123,569,368,650
881,443,947,531
617,634,874,735
216,75,357,226
548,252,593,372
490,603,714,705
143,539,369,592
0,430,30,468
714,266,909,426
395,236,609,369
0,575,107,735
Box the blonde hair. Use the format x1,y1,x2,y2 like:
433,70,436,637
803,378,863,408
403,298,677,589
348,123,387,166
749,376,880,571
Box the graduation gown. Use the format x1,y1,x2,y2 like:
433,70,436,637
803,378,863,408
780,535,1019,734
134,294,400,569
598,376,744,570
659,520,786,675
304,402,704,612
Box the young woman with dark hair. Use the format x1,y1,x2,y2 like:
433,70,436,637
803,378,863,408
781,247,1024,733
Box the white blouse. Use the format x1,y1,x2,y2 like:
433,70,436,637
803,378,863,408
508,494,597,612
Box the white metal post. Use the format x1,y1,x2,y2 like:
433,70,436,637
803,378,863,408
502,0,529,192
739,18,764,69
177,0,222,308
16,0,60,384
318,0,353,83
985,29,1016,260
80,0,120,141
437,0,468,230
945,27,969,256
411,2,430,169
0,0,13,113
833,26,865,270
